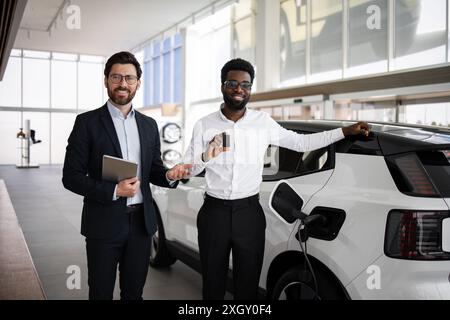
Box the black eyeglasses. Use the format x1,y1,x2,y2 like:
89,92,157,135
109,74,138,85
223,80,252,91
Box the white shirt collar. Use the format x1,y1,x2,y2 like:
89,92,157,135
218,103,249,123
107,100,135,120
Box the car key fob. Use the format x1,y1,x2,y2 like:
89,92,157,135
222,132,230,151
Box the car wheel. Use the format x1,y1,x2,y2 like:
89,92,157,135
271,266,346,300
149,204,177,268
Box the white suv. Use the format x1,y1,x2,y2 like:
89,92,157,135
150,120,450,300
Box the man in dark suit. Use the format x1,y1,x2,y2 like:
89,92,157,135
62,51,190,300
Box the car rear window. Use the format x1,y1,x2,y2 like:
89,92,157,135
417,149,450,198
387,149,450,198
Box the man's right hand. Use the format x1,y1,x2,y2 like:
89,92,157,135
116,177,140,198
202,132,229,162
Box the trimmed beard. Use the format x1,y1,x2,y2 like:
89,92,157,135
222,92,250,111
107,86,137,106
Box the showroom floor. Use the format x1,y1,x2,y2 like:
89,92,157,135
0,165,212,300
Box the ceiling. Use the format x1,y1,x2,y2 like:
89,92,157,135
14,0,218,56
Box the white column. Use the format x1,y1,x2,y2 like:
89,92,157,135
324,100,334,120
255,0,280,91
24,119,30,165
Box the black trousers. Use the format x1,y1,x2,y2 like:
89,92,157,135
85,206,151,300
197,193,266,300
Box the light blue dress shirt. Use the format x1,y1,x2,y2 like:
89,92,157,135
107,100,143,205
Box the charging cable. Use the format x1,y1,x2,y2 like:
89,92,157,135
297,219,321,300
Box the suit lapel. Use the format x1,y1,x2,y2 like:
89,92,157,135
100,104,123,158
135,111,149,175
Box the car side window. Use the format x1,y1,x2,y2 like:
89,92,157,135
262,131,332,181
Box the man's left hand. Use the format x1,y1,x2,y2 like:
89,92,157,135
342,121,371,137
167,163,193,181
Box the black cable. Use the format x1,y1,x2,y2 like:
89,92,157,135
297,220,320,300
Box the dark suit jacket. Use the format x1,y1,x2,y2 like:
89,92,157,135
62,104,177,239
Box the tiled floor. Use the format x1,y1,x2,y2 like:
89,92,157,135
0,165,204,300
0,180,45,299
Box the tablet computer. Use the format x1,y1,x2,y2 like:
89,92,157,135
102,155,138,182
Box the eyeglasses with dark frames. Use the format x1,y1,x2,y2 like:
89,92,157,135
223,80,252,91
109,74,138,85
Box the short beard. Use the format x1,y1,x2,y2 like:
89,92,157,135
107,87,136,106
222,92,249,111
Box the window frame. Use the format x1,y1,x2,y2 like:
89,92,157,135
263,129,336,182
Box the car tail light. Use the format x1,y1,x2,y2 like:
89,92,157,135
385,210,450,260
386,153,440,197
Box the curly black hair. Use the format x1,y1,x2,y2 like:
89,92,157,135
221,58,255,84
104,51,142,79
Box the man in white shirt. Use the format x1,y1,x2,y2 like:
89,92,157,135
184,58,370,300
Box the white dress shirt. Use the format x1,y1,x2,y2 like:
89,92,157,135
184,105,345,200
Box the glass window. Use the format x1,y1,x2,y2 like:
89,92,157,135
163,37,172,52
347,0,388,77
153,41,161,104
235,0,253,19
404,102,450,127
23,50,50,59
10,49,22,57
394,0,447,70
153,56,161,104
234,16,255,64
163,38,172,103
22,112,50,164
23,58,50,108
79,55,105,63
133,50,144,109
333,101,396,122
212,25,232,95
0,49,105,165
334,102,355,120
174,33,183,47
0,57,21,107
263,144,330,180
51,113,76,164
52,52,78,61
174,46,182,103
186,6,231,102
78,62,103,110
183,101,220,145
142,34,182,107
163,53,171,102
233,0,255,66
257,106,283,120
0,111,21,164
143,45,153,106
51,60,77,109
310,0,343,83
448,1,450,62
280,0,307,86
286,104,324,120
144,61,153,106
153,41,161,56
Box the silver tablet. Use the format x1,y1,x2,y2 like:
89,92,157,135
102,155,138,182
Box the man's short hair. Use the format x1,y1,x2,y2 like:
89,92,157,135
221,58,255,84
104,51,142,79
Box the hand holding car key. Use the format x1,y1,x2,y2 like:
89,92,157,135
222,132,230,151
202,132,230,162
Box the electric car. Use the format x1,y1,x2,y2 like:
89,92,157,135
150,120,450,300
